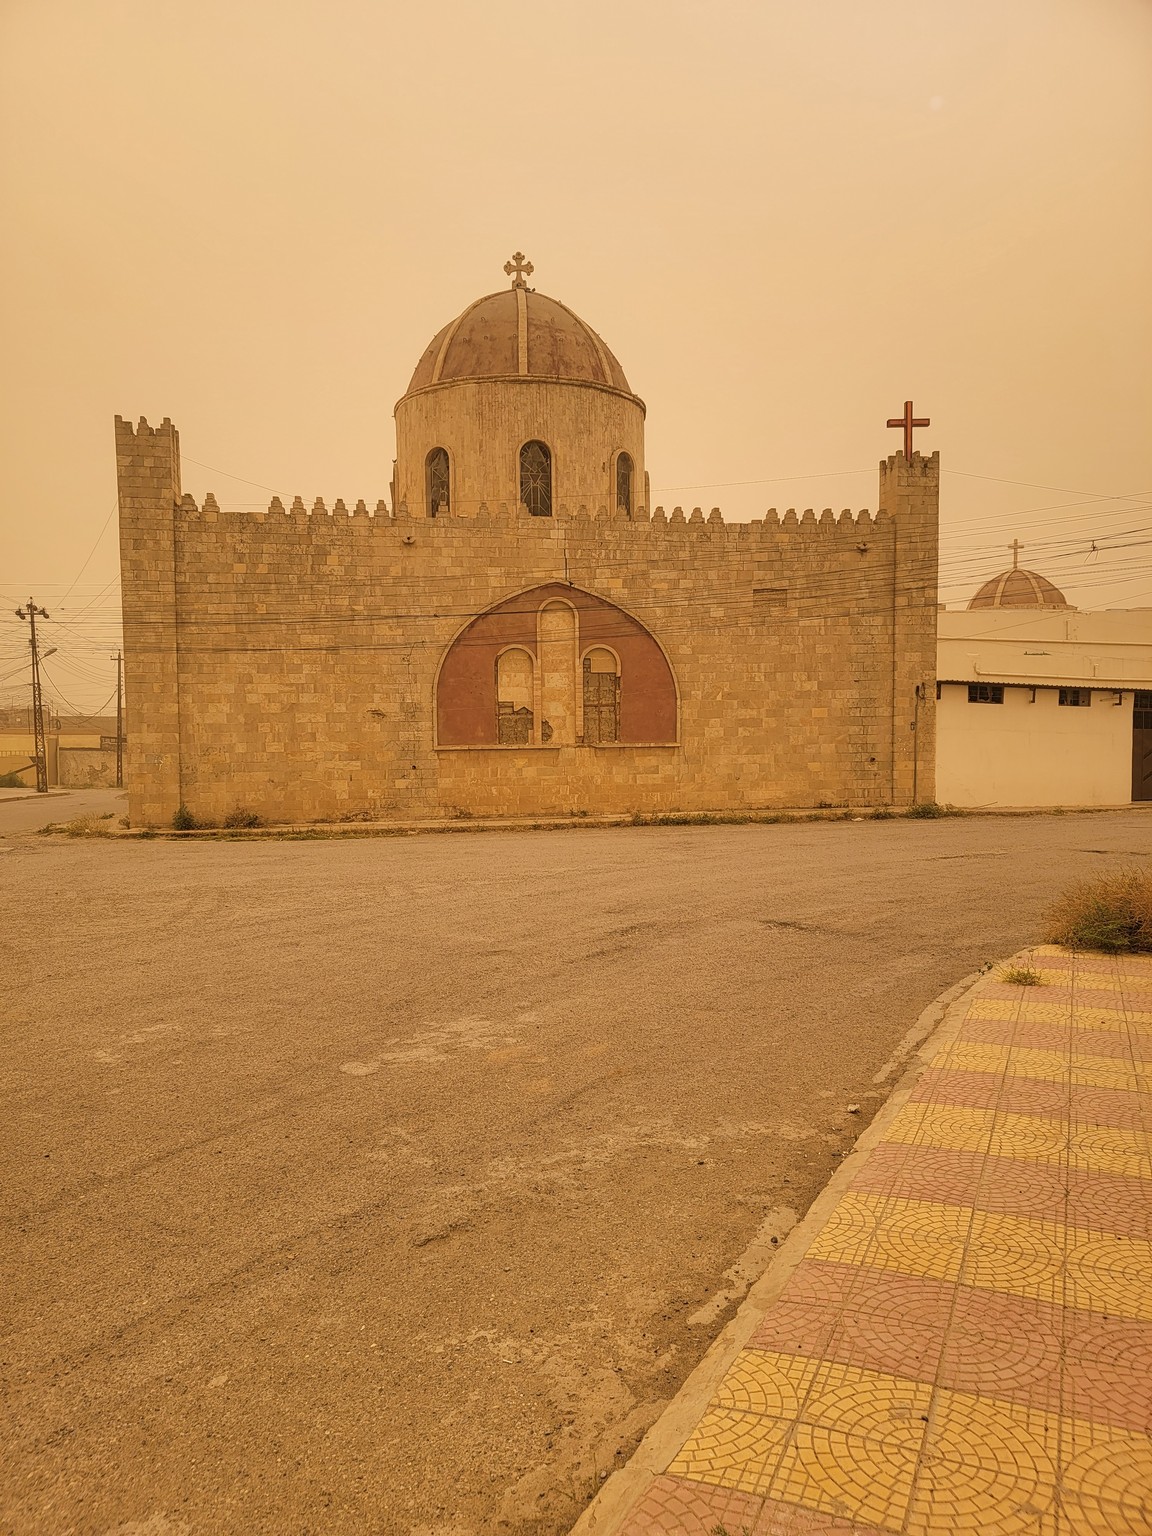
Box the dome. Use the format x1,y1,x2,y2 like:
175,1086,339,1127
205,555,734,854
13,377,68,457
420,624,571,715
968,567,1071,610
404,286,633,397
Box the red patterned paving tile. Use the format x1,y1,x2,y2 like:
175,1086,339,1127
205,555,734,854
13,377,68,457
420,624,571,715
1068,1084,1149,1131
751,1493,888,1534
617,1473,764,1534
852,1143,1068,1220
1065,1170,1152,1239
917,1071,1073,1122
1064,1310,1152,1377
807,1270,954,1381
1061,1361,1152,1433
982,981,1073,1003
1063,1027,1149,1060
1073,984,1152,1011
910,1067,1007,1112
938,1288,1062,1410
996,1078,1074,1120
748,1300,839,1357
956,1019,1074,1053
777,1260,866,1311
848,1141,978,1197
828,1313,945,1383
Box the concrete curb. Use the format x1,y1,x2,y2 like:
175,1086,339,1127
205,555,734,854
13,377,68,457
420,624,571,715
41,802,1152,842
568,960,1002,1535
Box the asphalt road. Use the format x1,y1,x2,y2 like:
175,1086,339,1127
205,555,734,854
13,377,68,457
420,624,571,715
3,805,1150,1536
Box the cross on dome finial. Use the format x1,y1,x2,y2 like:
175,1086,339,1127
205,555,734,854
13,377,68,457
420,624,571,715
1010,539,1023,570
504,251,534,289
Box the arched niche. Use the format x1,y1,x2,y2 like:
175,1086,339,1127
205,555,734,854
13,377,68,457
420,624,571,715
436,583,678,748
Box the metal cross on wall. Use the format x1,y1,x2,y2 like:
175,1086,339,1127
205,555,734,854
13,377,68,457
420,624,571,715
504,252,534,289
886,399,931,458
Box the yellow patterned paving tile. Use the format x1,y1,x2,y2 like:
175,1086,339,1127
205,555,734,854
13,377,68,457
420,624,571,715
769,1421,920,1530
984,1112,1068,1166
934,1042,1066,1082
968,999,1152,1030
665,1405,791,1494
1067,1123,1152,1181
802,1357,932,1452
1033,971,1134,993
801,1186,893,1268
928,1039,1149,1092
1067,1057,1152,1092
883,1101,997,1158
806,1192,969,1283
908,1392,1059,1536
963,1211,1065,1306
931,1042,1152,1090
1063,1230,1152,1322
1061,1492,1149,1535
808,1190,1152,1320
930,1040,1018,1073
711,1349,818,1421
1059,1424,1152,1534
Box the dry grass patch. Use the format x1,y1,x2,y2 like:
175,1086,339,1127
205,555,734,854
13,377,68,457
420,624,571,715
1000,964,1043,986
38,813,116,838
1044,867,1152,954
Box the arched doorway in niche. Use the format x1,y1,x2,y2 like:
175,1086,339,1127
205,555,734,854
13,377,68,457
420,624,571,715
435,584,678,748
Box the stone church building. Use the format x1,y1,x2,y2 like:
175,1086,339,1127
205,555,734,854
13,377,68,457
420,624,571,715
116,259,939,826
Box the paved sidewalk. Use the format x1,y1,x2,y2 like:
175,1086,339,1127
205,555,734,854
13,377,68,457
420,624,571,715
608,947,1152,1535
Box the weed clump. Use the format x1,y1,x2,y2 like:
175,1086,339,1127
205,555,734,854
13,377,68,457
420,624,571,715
222,805,263,829
1044,868,1152,954
1000,964,1043,986
171,804,198,831
0,770,29,788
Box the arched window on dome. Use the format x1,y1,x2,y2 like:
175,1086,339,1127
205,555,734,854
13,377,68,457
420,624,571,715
520,441,552,518
425,447,450,517
615,452,634,517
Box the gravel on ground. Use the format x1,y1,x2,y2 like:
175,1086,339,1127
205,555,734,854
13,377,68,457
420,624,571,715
2,802,1150,1535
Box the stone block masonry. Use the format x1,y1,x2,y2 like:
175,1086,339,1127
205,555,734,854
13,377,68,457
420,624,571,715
115,416,938,827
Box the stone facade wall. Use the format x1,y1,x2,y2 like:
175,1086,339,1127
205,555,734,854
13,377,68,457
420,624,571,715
115,416,938,826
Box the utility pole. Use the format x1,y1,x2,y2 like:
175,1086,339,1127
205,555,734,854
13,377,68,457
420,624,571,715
15,599,50,793
111,650,124,787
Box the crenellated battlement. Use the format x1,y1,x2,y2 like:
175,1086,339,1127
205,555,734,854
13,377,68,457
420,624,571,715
167,487,886,543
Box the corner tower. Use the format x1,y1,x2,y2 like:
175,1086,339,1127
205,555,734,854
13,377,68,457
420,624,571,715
393,255,646,519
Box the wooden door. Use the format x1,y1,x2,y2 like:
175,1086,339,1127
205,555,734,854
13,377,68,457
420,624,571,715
1134,691,1152,801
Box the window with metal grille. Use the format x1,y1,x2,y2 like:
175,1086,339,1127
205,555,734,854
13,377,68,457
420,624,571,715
1135,691,1152,729
425,447,450,516
582,650,619,744
519,440,552,517
616,452,634,516
968,683,1004,704
1058,688,1092,707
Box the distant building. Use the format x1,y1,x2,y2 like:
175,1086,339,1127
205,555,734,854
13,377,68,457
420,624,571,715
0,715,121,789
936,554,1152,807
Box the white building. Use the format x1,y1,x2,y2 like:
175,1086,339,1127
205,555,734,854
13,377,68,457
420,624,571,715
936,561,1152,808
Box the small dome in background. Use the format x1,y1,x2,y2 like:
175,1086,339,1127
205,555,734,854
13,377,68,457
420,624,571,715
967,567,1072,610
404,285,633,397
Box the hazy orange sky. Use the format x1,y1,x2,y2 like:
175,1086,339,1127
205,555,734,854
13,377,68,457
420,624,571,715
2,0,1150,712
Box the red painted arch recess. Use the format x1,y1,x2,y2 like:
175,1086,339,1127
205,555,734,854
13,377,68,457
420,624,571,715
436,583,677,747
